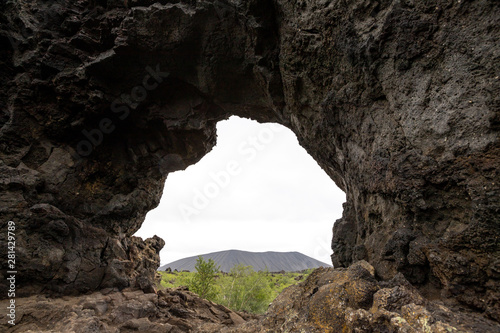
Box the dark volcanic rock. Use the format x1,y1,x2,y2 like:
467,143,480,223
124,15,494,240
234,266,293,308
0,287,256,332
223,262,500,333
0,0,499,328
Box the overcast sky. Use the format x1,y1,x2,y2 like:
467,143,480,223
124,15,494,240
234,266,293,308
135,116,346,265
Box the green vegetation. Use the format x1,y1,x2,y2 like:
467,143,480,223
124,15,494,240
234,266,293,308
158,270,192,289
216,264,273,313
157,259,314,314
189,256,220,300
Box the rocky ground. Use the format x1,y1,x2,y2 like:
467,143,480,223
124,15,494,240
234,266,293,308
0,0,498,331
4,262,500,332
0,286,256,332
226,262,500,333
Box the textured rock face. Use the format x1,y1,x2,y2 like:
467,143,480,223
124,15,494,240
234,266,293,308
0,287,256,332
0,0,278,296
0,0,498,324
223,263,500,333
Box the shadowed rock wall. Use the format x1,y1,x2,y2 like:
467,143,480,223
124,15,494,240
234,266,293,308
0,0,498,320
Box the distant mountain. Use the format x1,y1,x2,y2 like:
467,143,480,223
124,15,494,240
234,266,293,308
159,250,332,272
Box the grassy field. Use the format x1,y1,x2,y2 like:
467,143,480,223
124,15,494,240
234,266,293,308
157,268,314,313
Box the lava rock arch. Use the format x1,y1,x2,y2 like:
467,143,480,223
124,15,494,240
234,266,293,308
0,0,498,320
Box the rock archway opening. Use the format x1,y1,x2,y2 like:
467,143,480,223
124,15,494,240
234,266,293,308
135,116,346,267
0,0,498,328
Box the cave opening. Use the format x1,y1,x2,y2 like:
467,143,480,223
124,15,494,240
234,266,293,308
135,116,346,267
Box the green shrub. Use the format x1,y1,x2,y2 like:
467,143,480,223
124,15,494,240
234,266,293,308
157,264,314,314
216,264,273,314
188,256,220,301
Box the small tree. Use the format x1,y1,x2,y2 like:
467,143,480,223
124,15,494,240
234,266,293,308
189,256,220,301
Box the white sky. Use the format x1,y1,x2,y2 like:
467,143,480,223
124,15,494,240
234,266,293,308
135,116,346,266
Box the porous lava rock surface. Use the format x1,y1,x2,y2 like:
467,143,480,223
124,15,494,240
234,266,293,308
222,262,500,332
0,0,499,329
0,287,257,332
4,262,499,332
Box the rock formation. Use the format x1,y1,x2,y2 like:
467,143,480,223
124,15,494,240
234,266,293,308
4,262,499,332
0,287,257,332
0,0,498,329
223,262,500,333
